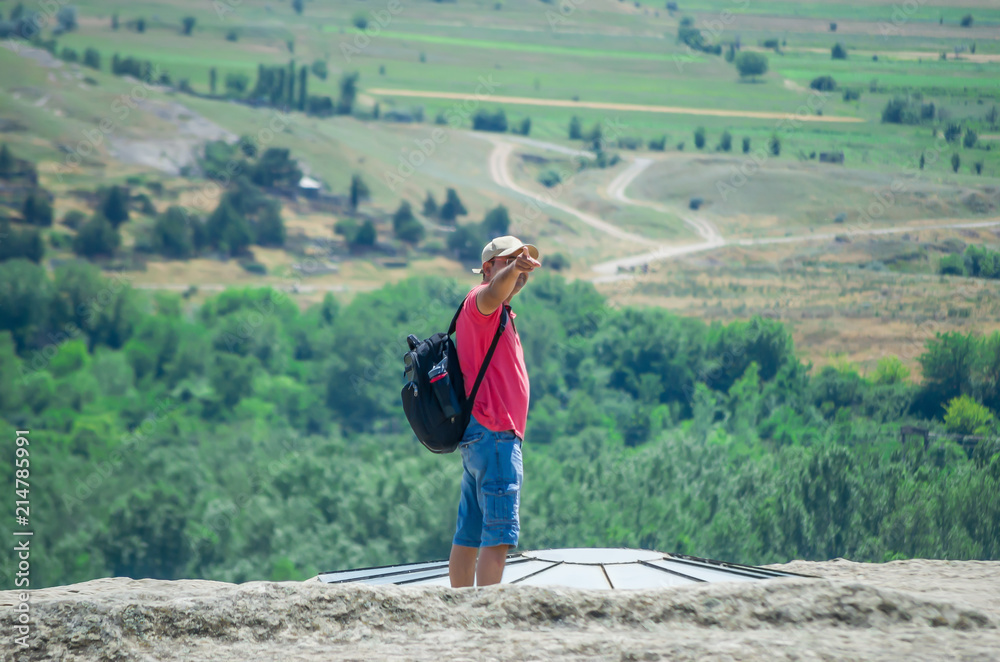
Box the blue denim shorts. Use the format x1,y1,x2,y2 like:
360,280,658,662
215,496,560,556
452,416,523,549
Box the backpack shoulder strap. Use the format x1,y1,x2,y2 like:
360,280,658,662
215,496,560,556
453,301,507,412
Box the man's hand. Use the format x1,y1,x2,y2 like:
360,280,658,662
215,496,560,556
511,247,541,273
477,247,542,315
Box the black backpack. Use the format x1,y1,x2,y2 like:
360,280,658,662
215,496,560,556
401,299,508,454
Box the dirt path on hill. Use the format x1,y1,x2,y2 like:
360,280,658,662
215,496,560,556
482,137,1000,283
369,88,866,123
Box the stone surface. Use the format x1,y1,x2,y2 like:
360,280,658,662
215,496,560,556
2,559,998,661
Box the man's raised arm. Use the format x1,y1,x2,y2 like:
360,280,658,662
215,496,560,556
476,247,540,315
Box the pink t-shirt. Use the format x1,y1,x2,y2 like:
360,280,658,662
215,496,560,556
456,284,529,439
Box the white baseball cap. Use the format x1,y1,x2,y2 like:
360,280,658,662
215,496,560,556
472,236,540,274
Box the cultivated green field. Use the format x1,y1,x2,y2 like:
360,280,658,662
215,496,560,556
2,0,999,368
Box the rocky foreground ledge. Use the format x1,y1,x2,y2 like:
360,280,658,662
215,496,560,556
1,560,998,661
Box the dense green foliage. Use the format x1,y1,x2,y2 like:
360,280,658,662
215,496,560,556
1,264,998,590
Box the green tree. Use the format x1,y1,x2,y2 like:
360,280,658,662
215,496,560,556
83,47,100,70
568,116,582,140
101,186,130,228
422,191,438,217
963,129,978,149
742,137,751,153
718,130,732,152
352,219,376,249
181,16,196,35
769,134,781,156
960,14,973,27
73,214,121,258
151,207,201,259
734,51,768,79
939,254,965,276
694,127,706,149
298,65,308,112
831,43,847,59
871,356,911,385
810,75,836,91
944,395,994,435
310,60,328,80
439,188,467,224
392,201,425,244
951,153,960,173
337,72,359,115
209,67,217,94
22,191,53,226
483,205,511,238
349,174,369,211
0,144,14,177
293,0,304,15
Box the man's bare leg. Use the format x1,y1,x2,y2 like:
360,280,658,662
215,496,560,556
449,544,478,587
476,545,509,586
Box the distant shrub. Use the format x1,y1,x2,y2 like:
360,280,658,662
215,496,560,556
240,261,267,275
829,22,837,31
547,253,570,271
225,73,249,95
734,51,768,79
963,129,978,149
939,254,965,275
135,18,146,33
226,29,238,41
960,14,973,28
647,135,666,151
352,13,368,29
22,191,53,226
62,209,87,230
762,38,779,50
833,213,846,223
944,122,963,143
60,47,79,63
842,88,860,101
472,108,507,132
974,161,983,175
881,97,920,124
311,60,328,80
871,356,909,385
831,43,847,60
951,153,960,173
769,134,781,156
537,169,562,188
617,136,642,150
810,75,836,91
182,16,196,35
511,117,532,136
83,47,100,70
568,116,582,140
694,127,706,149
944,395,994,436
689,197,704,210
717,130,732,152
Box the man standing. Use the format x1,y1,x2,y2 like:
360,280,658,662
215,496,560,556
449,236,541,587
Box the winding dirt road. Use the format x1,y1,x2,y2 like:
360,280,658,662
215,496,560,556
481,136,1000,282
